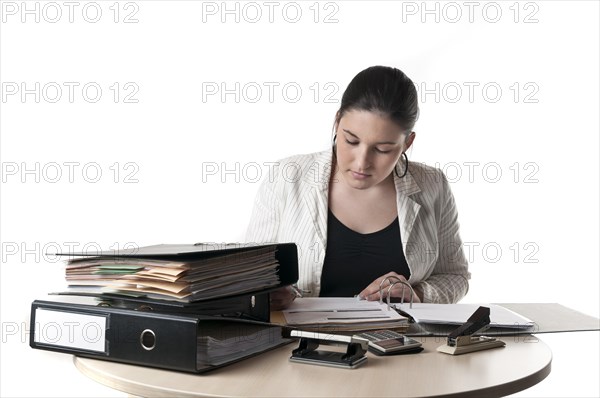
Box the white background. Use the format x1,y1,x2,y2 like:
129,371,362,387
1,1,598,396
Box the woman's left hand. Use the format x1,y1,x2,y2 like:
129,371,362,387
269,286,296,310
358,272,422,303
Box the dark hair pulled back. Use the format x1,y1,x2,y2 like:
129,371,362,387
334,66,419,134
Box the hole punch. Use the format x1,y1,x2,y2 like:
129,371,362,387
289,331,368,369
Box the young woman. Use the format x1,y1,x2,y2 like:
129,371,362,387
246,66,470,309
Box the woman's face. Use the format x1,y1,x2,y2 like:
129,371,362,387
334,109,414,190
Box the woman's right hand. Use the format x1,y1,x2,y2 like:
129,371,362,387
269,286,296,310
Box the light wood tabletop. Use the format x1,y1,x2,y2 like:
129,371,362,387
74,334,551,397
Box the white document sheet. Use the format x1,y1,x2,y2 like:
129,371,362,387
283,297,407,325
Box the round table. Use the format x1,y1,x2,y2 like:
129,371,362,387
74,335,551,397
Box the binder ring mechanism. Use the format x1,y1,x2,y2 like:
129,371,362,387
378,276,415,310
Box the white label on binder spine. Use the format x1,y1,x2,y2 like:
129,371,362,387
34,308,107,353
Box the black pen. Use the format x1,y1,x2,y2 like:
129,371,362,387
393,307,416,323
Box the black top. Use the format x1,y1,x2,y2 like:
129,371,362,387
319,209,411,297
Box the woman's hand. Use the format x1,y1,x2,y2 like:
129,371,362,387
269,286,296,310
358,272,422,303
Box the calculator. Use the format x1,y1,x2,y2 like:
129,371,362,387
355,330,423,354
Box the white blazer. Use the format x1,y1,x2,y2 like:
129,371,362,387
245,150,470,303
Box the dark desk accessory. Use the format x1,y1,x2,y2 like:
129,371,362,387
289,331,368,369
368,346,424,356
437,306,506,355
354,329,423,355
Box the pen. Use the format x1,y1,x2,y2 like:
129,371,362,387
291,285,310,298
327,316,391,320
290,285,303,298
394,308,416,323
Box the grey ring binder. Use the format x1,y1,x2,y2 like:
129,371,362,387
378,276,415,309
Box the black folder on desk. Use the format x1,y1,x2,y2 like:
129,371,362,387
30,298,290,373
54,290,272,322
58,242,298,304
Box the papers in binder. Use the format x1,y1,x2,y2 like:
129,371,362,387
63,245,282,302
394,303,535,329
282,297,408,332
197,321,286,368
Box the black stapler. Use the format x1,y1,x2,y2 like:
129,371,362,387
437,306,506,355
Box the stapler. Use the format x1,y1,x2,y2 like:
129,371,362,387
437,306,506,355
289,330,368,369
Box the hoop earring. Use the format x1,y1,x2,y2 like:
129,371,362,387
331,134,337,156
394,152,408,178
